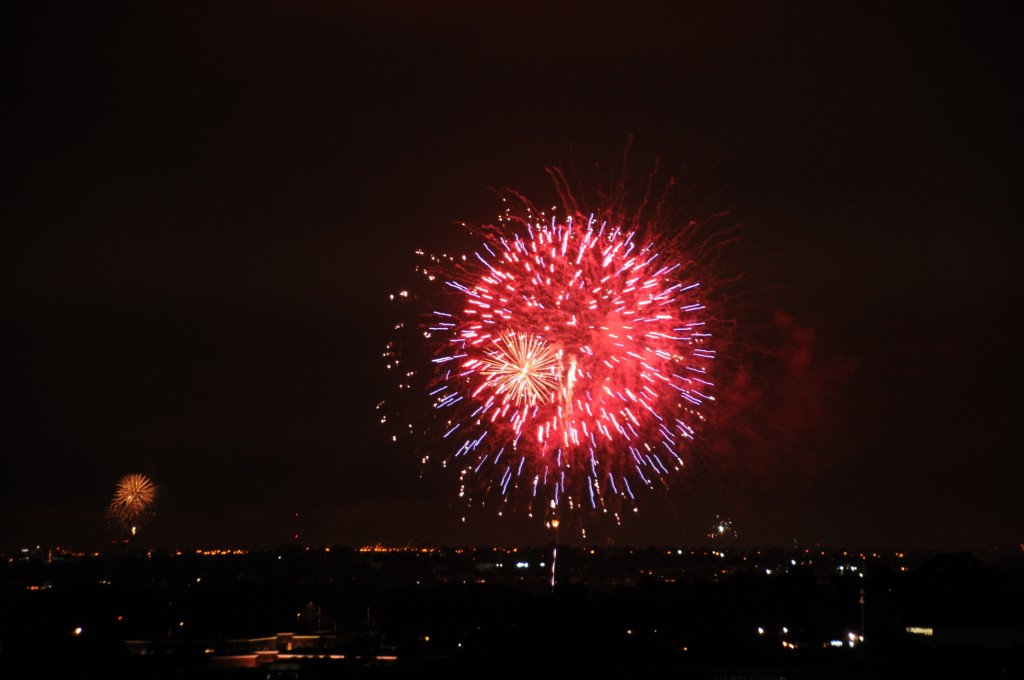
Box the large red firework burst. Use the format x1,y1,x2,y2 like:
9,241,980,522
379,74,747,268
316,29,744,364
382,167,725,529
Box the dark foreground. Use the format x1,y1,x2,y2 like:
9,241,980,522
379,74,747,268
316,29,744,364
2,544,1022,679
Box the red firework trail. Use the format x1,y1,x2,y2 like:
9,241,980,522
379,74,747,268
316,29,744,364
382,170,721,527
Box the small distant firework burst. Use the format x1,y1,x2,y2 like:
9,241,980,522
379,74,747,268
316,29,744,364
382,165,727,531
709,515,737,540
106,473,156,536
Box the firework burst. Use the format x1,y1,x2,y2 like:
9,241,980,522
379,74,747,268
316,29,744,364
106,473,156,536
708,515,738,540
478,331,561,407
382,165,729,531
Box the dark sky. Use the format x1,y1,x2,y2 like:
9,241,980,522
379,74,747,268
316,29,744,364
5,2,1022,551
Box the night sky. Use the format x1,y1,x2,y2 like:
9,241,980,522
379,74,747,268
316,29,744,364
6,2,1021,551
